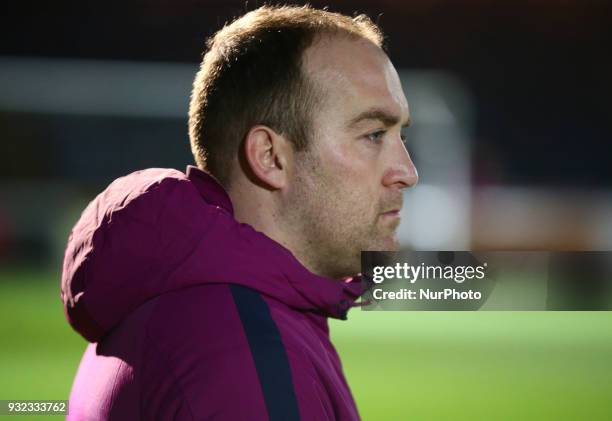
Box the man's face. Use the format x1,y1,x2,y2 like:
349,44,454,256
283,35,418,278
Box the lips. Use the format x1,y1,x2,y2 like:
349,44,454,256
382,210,400,216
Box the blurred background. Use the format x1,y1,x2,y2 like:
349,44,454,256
1,1,611,419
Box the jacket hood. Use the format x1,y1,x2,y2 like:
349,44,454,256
61,166,363,343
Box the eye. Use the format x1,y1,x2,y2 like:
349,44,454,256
365,130,386,143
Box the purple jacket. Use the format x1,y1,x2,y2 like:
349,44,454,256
61,166,364,420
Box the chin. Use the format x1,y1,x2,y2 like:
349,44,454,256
386,237,400,251
368,235,400,252
383,230,402,250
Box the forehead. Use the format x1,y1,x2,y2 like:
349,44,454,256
302,35,409,123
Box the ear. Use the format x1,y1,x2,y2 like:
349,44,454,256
243,125,292,190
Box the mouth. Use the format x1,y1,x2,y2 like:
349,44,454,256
380,209,401,218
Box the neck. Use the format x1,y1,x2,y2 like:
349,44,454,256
228,180,323,276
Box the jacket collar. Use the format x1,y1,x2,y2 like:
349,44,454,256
186,165,234,215
185,165,364,320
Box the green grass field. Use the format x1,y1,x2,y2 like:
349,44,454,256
1,268,611,420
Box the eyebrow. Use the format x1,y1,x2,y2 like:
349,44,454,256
347,108,412,129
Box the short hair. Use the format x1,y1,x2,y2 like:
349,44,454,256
188,4,384,187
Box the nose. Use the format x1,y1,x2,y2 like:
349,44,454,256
382,139,419,189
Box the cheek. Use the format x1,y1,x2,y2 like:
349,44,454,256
318,136,372,181
307,135,380,217
322,175,378,228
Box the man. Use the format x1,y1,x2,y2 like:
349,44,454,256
61,5,417,420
